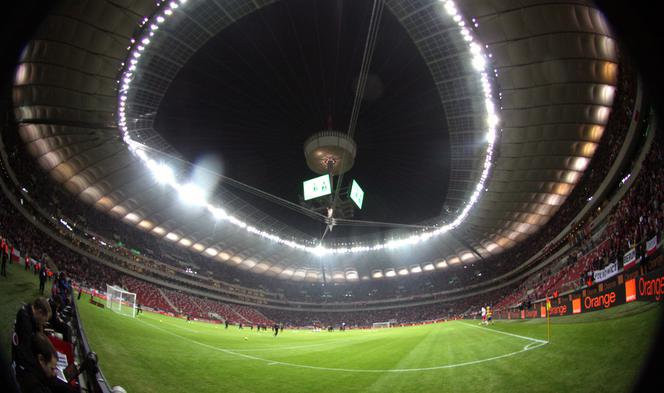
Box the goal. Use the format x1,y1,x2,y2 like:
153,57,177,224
372,320,396,329
106,284,137,318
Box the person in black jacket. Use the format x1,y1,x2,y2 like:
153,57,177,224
14,299,73,393
39,266,48,295
17,333,58,393
12,298,52,374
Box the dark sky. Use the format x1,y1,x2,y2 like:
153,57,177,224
154,0,450,239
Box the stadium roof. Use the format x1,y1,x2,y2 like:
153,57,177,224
12,0,618,282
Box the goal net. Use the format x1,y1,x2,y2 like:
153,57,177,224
372,321,394,329
106,284,137,318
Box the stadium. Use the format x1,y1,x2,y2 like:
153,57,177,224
0,0,662,392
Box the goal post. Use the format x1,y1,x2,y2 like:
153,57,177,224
106,284,137,318
372,319,397,329
372,321,391,329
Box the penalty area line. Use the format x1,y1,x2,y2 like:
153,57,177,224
460,322,549,344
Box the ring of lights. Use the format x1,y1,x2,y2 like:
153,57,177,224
116,0,500,256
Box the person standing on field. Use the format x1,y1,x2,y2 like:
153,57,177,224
38,265,47,295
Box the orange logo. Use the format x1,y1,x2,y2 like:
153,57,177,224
584,291,616,309
625,278,636,302
638,276,664,301
572,298,581,314
549,305,568,316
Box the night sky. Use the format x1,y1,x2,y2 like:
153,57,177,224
154,0,450,239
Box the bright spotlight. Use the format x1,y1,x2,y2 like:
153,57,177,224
313,245,327,257
152,163,175,185
471,54,486,71
487,128,496,143
179,183,206,206
208,205,227,220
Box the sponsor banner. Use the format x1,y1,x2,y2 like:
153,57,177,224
623,248,637,269
548,301,571,317
625,278,637,303
593,262,619,283
646,236,658,256
636,269,664,302
520,267,664,320
582,285,626,312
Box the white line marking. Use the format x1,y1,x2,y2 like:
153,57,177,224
460,322,548,344
523,342,539,350
234,343,329,352
133,318,547,373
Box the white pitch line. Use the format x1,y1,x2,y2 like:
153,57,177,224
524,341,539,350
234,343,330,352
460,322,548,344
132,317,548,373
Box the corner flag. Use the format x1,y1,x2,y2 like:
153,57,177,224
546,297,552,341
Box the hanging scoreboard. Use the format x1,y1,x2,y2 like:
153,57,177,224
303,174,332,200
349,179,364,209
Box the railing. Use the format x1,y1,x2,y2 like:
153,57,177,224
69,291,113,393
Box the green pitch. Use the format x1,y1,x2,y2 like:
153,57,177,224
78,299,662,393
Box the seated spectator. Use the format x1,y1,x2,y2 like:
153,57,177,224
47,297,71,342
13,297,52,375
16,333,58,393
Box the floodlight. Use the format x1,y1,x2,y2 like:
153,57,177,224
208,205,227,220
152,163,175,185
487,128,496,143
165,232,179,241
179,183,206,206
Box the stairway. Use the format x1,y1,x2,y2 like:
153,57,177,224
158,288,178,313
231,306,252,324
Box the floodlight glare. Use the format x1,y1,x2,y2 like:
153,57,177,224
487,129,496,143
179,183,206,206
152,163,175,185
208,205,227,220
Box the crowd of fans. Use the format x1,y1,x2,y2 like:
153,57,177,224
604,128,664,265
2,174,518,327
0,179,275,325
493,124,664,309
4,268,105,393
